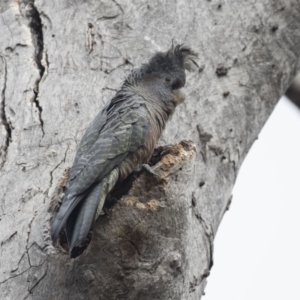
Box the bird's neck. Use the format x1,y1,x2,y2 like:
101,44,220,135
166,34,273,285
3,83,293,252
130,86,174,130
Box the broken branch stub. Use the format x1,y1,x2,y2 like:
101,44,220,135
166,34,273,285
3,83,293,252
44,141,197,299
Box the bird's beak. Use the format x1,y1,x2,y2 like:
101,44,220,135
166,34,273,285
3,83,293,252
172,88,186,106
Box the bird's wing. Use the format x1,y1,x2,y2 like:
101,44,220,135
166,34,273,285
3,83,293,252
68,94,150,193
51,93,150,242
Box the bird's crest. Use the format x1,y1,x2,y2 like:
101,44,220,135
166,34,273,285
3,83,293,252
124,44,198,87
145,43,198,74
168,43,199,71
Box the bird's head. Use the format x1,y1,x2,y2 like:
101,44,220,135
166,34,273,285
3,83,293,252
125,44,198,111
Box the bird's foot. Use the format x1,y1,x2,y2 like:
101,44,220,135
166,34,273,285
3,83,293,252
102,206,111,218
135,164,158,177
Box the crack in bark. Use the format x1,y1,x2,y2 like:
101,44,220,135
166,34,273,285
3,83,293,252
23,1,45,137
97,14,119,21
0,57,12,170
0,250,30,285
196,124,212,163
0,234,48,294
0,267,30,285
104,59,132,74
111,0,124,14
26,214,37,256
86,23,95,54
102,87,118,92
23,293,30,300
5,43,28,53
1,231,17,247
194,211,214,280
11,251,29,274
27,242,47,267
221,147,238,178
27,260,48,293
40,49,49,84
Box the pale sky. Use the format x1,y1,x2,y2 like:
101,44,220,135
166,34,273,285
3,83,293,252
205,97,300,300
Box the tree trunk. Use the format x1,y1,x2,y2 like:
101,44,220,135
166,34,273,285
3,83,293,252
0,0,299,299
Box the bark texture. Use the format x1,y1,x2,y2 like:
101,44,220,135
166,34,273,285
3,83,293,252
0,0,300,299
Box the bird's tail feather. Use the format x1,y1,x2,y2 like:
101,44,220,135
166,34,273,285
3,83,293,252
66,181,104,251
67,168,119,253
94,168,119,220
51,193,86,243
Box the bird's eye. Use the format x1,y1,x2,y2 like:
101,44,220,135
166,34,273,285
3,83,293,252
165,77,171,83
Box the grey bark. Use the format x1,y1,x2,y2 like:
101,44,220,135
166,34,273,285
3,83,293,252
0,0,300,299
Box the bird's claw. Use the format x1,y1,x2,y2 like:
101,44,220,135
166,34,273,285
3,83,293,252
135,164,158,177
102,206,111,218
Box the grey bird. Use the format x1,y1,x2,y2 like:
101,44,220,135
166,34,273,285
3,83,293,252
51,44,197,255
